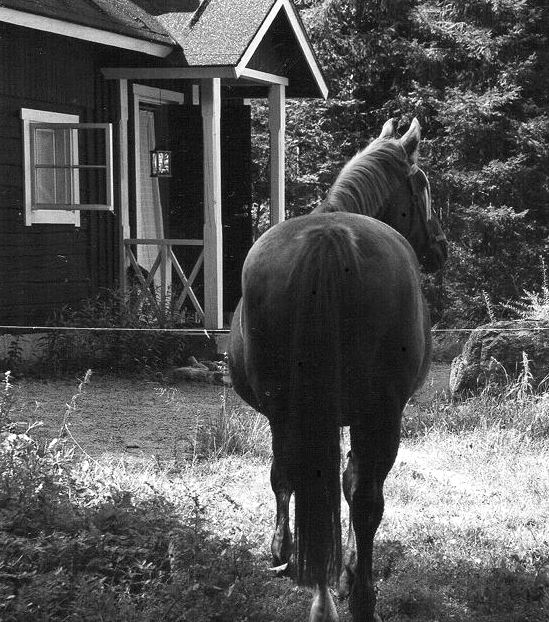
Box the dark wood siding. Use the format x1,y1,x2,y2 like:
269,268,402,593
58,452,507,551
0,23,254,325
0,24,121,324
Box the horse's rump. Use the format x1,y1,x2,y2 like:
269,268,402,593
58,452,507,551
241,212,429,421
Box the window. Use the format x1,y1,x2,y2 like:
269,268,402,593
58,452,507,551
21,109,113,226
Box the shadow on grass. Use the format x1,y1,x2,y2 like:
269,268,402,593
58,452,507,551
3,488,549,621
0,473,318,622
373,539,549,622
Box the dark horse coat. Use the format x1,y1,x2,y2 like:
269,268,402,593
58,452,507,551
228,119,447,622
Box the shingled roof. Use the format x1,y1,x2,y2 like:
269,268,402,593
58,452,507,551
155,0,279,66
0,0,327,97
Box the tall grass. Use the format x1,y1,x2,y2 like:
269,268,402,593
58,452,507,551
404,363,549,440
190,388,271,462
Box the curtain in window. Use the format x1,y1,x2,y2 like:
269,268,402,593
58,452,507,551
34,127,71,205
137,110,168,291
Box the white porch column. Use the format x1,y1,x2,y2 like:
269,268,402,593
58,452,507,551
118,79,130,294
201,78,223,329
269,83,286,226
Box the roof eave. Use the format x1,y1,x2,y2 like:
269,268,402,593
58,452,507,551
0,6,174,57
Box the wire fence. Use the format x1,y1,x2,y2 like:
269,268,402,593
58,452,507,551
1,323,546,374
2,324,549,335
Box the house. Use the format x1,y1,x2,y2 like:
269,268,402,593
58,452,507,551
0,0,327,331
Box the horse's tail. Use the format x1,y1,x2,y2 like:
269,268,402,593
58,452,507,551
286,221,361,587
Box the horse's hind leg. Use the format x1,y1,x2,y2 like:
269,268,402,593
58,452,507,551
346,424,400,622
269,420,294,570
339,451,357,599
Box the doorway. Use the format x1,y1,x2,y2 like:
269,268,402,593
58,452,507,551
132,85,185,293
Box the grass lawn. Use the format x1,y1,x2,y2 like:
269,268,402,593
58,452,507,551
1,370,549,621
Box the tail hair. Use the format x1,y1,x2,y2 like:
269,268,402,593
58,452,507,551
286,222,361,586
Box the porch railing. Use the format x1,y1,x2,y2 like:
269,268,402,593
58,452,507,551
123,238,204,324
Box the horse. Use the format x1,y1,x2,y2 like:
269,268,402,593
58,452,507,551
228,118,448,622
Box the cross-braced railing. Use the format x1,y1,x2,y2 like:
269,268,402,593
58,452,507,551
124,238,204,324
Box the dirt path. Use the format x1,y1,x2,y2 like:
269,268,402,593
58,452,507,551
7,362,450,460
9,374,225,460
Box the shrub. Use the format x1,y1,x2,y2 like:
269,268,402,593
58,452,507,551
41,287,196,374
403,373,549,441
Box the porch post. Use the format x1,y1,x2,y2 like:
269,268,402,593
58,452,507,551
118,79,130,295
201,78,223,329
269,83,286,226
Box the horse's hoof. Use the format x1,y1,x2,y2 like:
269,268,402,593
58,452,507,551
269,562,288,573
309,586,339,622
269,558,294,578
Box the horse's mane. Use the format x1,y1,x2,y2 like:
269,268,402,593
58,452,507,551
315,138,410,217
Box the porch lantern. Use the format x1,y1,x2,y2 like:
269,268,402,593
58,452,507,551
150,149,172,177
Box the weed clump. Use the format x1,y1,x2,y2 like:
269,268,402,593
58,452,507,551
191,389,271,462
404,360,549,441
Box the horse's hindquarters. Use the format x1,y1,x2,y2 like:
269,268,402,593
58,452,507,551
239,212,431,421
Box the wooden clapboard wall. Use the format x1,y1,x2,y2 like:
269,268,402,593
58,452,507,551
0,23,119,325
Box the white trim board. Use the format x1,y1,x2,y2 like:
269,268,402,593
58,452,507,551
0,7,173,57
103,66,237,80
133,84,185,105
238,68,288,86
236,0,328,99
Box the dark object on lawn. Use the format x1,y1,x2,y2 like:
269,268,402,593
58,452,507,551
228,119,448,622
450,319,549,397
166,356,230,386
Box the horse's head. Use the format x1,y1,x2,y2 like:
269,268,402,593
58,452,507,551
379,118,448,273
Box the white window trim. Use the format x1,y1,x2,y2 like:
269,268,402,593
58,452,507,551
22,108,81,226
22,109,114,226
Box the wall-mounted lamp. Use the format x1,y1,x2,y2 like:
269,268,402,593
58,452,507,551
150,149,172,177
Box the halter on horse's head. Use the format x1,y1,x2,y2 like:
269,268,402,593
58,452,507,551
374,117,448,272
318,118,448,273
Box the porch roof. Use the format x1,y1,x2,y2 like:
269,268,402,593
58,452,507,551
0,0,327,97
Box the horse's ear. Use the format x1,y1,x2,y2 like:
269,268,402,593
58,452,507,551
401,117,421,163
378,118,396,139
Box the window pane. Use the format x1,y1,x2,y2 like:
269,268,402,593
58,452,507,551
35,169,55,204
77,168,107,204
35,128,55,164
77,126,107,166
34,127,72,204
28,121,112,210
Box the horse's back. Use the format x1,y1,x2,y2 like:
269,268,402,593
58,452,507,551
235,212,431,422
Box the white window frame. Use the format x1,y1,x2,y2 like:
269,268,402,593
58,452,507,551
21,108,113,226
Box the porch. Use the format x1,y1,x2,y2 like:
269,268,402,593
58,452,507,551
124,237,205,326
98,0,327,330
109,75,292,330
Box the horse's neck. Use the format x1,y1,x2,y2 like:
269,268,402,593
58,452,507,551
314,187,385,219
